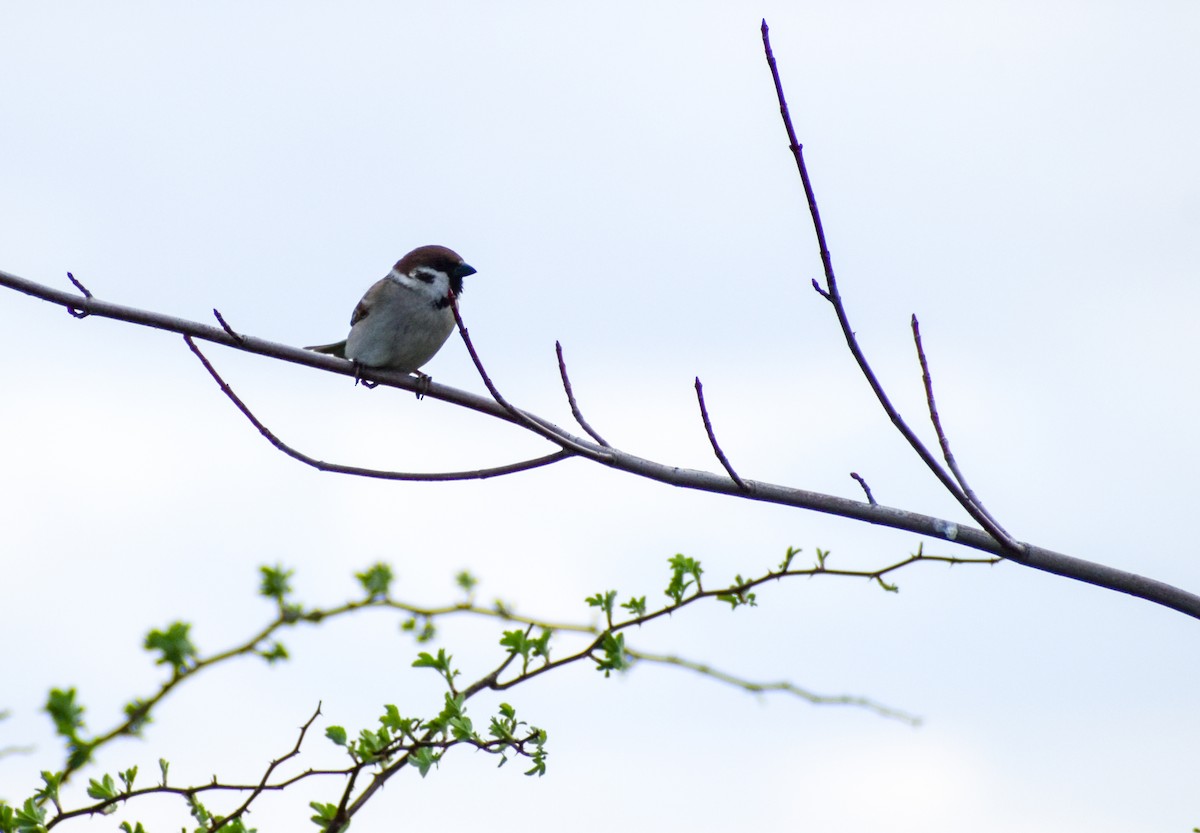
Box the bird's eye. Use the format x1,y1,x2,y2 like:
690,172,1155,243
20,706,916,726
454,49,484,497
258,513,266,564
411,268,439,284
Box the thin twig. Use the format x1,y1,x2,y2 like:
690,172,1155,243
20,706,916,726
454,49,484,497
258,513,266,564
911,315,1009,534
694,377,750,491
210,704,323,833
65,271,92,318
626,650,919,725
555,341,610,447
760,19,1024,555
184,335,572,481
212,308,245,344
849,472,876,505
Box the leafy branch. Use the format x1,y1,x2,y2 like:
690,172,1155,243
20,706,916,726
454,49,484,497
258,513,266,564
2,543,985,832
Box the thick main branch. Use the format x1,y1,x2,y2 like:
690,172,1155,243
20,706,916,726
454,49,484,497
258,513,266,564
1,268,1198,619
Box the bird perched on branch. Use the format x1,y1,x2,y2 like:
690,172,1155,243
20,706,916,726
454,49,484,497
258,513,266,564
307,245,477,390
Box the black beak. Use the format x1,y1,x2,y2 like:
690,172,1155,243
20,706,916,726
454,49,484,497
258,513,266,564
456,262,477,279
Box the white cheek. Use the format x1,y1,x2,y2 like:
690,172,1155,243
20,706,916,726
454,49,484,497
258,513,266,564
394,267,450,298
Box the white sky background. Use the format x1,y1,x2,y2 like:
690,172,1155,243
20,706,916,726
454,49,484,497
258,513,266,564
1,2,1198,831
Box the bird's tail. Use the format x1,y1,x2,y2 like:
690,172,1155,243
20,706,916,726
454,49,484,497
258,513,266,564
305,340,348,358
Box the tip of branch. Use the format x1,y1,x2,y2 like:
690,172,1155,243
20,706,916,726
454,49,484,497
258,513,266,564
761,18,769,32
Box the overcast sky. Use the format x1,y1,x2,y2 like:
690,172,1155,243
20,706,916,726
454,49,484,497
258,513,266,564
2,2,1199,831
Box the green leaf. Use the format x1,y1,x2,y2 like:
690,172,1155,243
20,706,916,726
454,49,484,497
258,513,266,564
585,590,617,620
325,726,348,746
35,771,62,804
594,632,631,677
119,766,138,791
620,596,647,617
356,562,394,598
309,802,337,826
665,554,703,603
258,641,289,664
409,746,441,778
412,649,451,673
158,758,169,786
144,621,197,672
45,688,85,738
779,545,801,571
122,699,152,735
716,575,758,611
119,822,147,833
455,570,478,593
87,772,117,801
14,798,46,832
258,564,294,602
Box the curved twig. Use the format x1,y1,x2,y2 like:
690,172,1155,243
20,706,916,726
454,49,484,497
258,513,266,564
694,377,749,491
850,472,877,505
911,315,1009,533
555,340,611,447
184,335,572,481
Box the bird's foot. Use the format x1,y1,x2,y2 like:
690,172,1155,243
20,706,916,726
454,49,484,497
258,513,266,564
352,362,378,389
413,372,432,400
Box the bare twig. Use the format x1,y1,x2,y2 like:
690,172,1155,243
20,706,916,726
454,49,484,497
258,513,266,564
911,315,1009,533
760,20,1024,556
212,308,245,344
626,649,919,725
65,271,92,318
694,377,749,491
184,335,571,481
555,341,611,447
849,472,877,505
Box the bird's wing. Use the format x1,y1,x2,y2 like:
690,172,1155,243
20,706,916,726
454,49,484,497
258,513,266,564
349,277,392,326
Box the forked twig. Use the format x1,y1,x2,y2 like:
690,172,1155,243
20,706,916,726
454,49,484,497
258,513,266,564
184,335,571,481
555,341,611,447
694,377,749,492
211,704,324,832
450,295,611,459
760,19,1023,555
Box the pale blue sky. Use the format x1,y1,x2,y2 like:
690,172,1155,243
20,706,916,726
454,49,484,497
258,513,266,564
2,3,1198,831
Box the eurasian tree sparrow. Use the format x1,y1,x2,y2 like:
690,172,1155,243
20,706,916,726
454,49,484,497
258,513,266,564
307,245,477,387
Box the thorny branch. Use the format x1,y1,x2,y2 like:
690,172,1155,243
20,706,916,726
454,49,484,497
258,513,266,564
30,547,975,829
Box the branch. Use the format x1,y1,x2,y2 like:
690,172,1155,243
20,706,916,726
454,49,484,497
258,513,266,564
2,266,1198,619
760,21,1024,554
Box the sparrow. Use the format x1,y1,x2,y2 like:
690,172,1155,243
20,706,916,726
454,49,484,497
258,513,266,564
306,245,477,389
